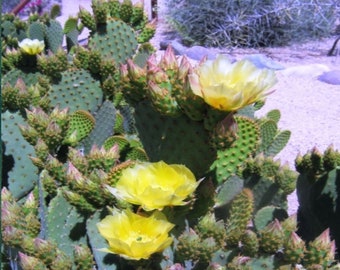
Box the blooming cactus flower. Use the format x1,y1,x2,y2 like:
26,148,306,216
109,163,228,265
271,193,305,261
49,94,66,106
189,55,277,112
97,210,174,260
18,38,45,55
107,161,199,211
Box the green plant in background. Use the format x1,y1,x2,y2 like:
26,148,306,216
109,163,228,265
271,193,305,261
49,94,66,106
165,0,339,48
1,1,340,269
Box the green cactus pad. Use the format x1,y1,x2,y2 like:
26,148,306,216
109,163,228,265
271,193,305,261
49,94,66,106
211,116,260,183
87,210,119,269
253,206,288,231
46,190,87,262
45,20,63,53
134,100,216,176
2,111,38,199
49,69,103,113
64,110,96,146
82,101,117,154
28,21,45,41
2,69,42,87
88,19,138,64
258,114,291,157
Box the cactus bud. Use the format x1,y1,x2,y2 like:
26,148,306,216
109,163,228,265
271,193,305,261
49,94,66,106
67,162,86,187
18,252,46,270
281,214,297,236
127,59,147,80
2,226,24,246
178,55,192,82
88,144,120,171
283,232,305,264
78,6,96,31
1,187,14,202
34,238,57,264
241,230,259,257
62,189,96,213
46,154,67,184
210,113,238,149
196,212,226,247
50,106,69,129
323,145,340,171
34,138,49,160
23,192,38,212
160,45,178,71
147,80,181,116
45,121,63,148
304,228,335,266
259,219,284,253
74,244,95,269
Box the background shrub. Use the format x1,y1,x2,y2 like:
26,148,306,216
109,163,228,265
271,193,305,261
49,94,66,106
165,0,340,48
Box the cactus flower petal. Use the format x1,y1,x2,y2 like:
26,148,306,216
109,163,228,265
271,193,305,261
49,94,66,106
18,38,45,55
189,55,277,112
107,161,199,211
97,210,174,260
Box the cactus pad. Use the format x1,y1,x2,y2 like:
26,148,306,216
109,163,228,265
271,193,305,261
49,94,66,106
88,19,138,64
45,20,63,53
49,69,103,113
64,110,96,145
82,101,117,153
134,101,216,176
2,111,38,199
211,116,260,183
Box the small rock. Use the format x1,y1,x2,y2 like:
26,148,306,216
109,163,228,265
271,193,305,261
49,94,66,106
159,40,186,55
281,64,330,77
318,70,340,85
244,54,285,70
185,45,219,60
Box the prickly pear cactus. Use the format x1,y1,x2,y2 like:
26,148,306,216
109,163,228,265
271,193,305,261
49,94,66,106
2,111,38,199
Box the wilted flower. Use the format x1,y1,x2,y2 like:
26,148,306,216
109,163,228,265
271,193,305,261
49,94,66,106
18,38,45,55
189,55,277,112
107,161,199,211
97,210,174,260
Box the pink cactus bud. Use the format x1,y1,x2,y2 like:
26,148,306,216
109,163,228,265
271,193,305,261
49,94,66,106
15,78,27,92
18,252,45,269
148,80,168,97
127,59,146,80
24,192,37,209
120,64,129,79
160,45,178,71
178,55,192,81
67,162,85,184
1,187,14,202
313,228,332,251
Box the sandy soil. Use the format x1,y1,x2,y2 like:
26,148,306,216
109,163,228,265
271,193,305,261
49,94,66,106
151,1,340,215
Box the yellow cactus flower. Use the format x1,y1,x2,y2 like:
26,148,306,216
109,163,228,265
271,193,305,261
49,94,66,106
18,38,45,55
97,210,174,260
189,55,277,112
107,161,199,211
